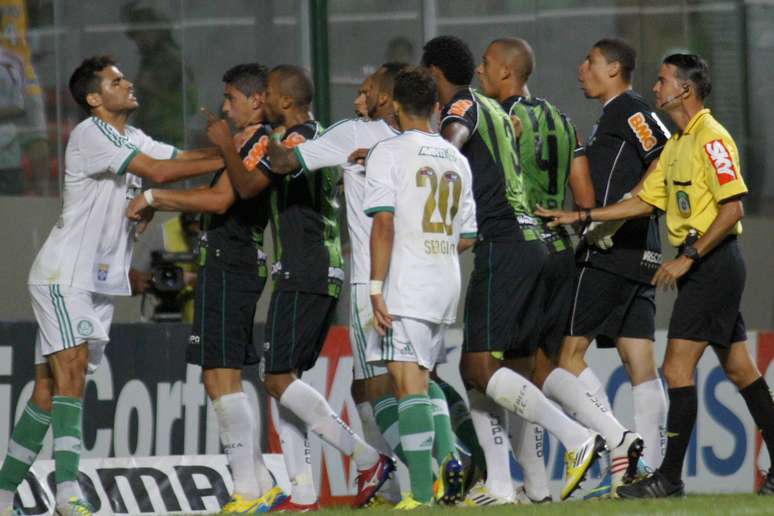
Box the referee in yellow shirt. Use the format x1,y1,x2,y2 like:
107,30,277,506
538,53,774,498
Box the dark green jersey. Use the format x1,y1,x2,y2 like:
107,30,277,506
440,88,540,242
260,120,343,297
502,96,582,252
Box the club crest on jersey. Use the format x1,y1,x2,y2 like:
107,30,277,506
627,112,657,151
703,139,737,185
676,190,691,217
447,99,473,118
97,263,109,281
77,320,94,337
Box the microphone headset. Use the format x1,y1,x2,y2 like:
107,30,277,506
659,83,690,109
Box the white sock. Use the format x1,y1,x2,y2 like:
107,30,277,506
356,402,400,502
249,395,275,494
486,367,590,450
280,380,378,470
214,392,261,498
276,403,317,504
579,367,612,412
468,389,515,500
0,490,12,509
632,379,667,468
56,480,84,508
509,413,550,501
543,368,626,447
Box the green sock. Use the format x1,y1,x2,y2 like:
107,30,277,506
398,395,435,503
435,378,486,470
52,396,83,486
428,380,458,461
0,402,51,492
372,394,407,464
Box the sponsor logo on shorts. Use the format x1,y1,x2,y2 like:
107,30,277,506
77,320,94,337
642,250,662,265
704,139,737,185
188,335,200,345
676,190,691,216
627,112,657,152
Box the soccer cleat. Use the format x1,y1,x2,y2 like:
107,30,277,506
394,495,431,510
461,460,485,497
616,470,685,499
268,497,320,512
515,485,552,504
434,453,464,505
255,487,289,512
352,453,396,508
55,497,94,516
220,493,263,514
364,494,394,508
759,470,774,496
561,433,606,501
609,431,644,496
462,481,514,506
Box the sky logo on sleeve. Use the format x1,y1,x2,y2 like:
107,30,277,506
704,139,737,185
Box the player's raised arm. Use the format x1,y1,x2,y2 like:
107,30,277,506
127,171,235,220
126,151,223,184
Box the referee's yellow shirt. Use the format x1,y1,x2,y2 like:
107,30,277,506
638,109,747,247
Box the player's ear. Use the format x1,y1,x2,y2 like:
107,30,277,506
86,91,102,110
607,60,621,79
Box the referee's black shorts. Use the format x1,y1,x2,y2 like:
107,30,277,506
463,239,548,354
187,265,266,369
669,236,747,348
567,266,656,348
262,290,337,375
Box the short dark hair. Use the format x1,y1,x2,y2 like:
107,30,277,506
375,61,410,97
269,64,314,107
593,38,636,83
393,66,438,118
69,55,116,113
663,53,712,100
421,35,475,86
222,63,268,97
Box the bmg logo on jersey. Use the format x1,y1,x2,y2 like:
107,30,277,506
627,112,657,151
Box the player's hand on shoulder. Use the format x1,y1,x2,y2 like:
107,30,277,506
348,148,369,166
510,114,523,139
370,293,393,336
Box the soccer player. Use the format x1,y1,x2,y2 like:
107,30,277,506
364,66,476,509
421,35,603,504
478,37,647,499
229,64,394,510
0,55,222,516
558,38,669,474
126,63,283,513
539,53,774,499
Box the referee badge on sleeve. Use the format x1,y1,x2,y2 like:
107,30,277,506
676,191,691,217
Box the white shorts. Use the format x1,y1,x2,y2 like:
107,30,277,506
29,284,114,373
366,316,447,370
350,284,388,380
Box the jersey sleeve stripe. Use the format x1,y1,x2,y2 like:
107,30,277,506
364,206,394,216
293,146,309,171
461,232,477,239
116,148,140,176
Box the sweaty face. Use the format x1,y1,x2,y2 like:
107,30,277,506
221,83,262,129
578,47,610,99
653,63,685,112
476,44,502,97
94,66,138,113
263,75,283,125
354,78,369,118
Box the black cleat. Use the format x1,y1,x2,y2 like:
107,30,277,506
759,470,774,495
617,470,685,499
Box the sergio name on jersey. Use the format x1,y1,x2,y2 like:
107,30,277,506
28,116,176,295
364,130,477,324
294,117,399,285
260,120,344,297
582,90,669,283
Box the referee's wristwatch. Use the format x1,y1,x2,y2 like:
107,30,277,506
682,245,700,262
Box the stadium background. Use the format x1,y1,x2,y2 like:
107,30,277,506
1,0,773,513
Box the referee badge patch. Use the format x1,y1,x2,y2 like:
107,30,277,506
676,190,691,217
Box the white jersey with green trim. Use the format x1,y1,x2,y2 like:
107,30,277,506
28,116,175,295
294,117,399,285
364,130,477,324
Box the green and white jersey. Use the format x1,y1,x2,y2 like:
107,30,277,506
364,130,476,324
503,95,582,251
28,116,176,295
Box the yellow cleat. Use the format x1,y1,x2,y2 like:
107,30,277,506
394,495,431,510
220,493,261,514
255,486,288,512
54,497,93,516
562,433,606,501
366,494,394,508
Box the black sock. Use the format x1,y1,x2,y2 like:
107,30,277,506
659,386,697,484
740,377,774,473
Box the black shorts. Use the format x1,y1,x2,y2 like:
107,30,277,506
568,266,655,348
669,237,747,348
463,239,548,354
187,265,265,369
262,290,337,374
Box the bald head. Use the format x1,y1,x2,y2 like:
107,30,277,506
268,64,314,107
491,37,534,82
